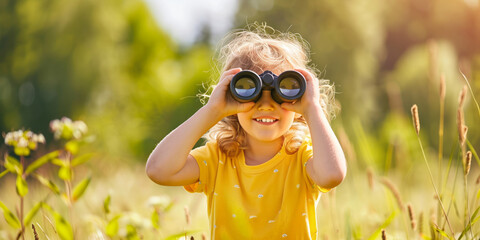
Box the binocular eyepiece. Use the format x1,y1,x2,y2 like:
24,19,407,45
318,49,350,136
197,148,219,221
229,70,306,104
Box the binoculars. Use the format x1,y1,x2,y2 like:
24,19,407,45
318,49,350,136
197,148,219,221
229,70,306,104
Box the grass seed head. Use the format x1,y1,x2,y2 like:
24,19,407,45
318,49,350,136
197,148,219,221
459,85,467,108
380,178,404,210
367,167,374,190
407,204,417,230
411,104,420,135
465,151,472,176
184,206,191,226
457,109,465,145
439,74,446,101
32,224,39,240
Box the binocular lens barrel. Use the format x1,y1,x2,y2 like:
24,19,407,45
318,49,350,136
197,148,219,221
230,70,306,104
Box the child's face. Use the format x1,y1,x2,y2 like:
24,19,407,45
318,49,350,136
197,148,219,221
237,89,296,143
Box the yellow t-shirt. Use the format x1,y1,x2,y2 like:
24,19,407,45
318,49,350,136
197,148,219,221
184,140,329,239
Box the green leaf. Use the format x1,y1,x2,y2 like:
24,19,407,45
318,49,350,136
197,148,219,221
458,205,480,240
58,166,72,181
51,158,66,167
54,213,74,240
165,202,175,212
44,204,73,240
16,175,28,197
25,151,60,175
72,177,91,202
71,153,94,167
24,202,43,226
432,225,454,240
103,195,111,214
34,174,60,195
421,235,431,240
65,141,79,155
106,215,122,237
0,201,21,229
471,205,480,223
0,170,8,179
4,155,21,174
126,224,139,240
151,210,160,229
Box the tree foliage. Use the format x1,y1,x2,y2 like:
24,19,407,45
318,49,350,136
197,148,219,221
0,0,211,160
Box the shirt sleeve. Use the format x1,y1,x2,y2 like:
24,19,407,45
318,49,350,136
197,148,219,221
184,141,220,194
299,140,331,193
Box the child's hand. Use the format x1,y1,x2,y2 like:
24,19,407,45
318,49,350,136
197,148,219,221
206,68,256,119
280,69,323,119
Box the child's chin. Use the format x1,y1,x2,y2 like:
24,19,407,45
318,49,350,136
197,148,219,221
252,134,283,142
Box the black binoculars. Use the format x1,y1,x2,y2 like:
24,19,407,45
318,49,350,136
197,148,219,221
229,70,306,104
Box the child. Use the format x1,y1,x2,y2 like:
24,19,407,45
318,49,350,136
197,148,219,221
146,25,347,239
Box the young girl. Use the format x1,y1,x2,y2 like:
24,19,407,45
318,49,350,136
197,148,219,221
146,26,347,239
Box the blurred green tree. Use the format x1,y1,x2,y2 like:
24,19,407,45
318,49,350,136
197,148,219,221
234,0,480,168
0,0,211,161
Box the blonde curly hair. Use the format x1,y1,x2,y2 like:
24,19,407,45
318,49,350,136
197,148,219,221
203,24,336,157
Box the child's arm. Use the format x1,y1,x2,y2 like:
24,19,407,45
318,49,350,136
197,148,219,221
146,68,255,186
281,69,347,189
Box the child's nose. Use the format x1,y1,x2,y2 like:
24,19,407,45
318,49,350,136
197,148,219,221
257,90,275,111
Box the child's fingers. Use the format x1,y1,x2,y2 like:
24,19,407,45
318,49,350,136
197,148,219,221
293,68,314,82
218,68,242,86
281,102,301,114
211,68,242,99
237,102,255,113
294,68,320,95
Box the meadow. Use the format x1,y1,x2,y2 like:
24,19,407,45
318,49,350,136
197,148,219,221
1,0,479,239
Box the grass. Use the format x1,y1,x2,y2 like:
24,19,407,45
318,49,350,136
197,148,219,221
0,123,479,239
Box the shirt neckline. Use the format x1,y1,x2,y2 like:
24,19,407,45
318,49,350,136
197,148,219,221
238,146,286,174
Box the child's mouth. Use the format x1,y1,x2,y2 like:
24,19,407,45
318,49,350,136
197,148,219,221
253,118,279,124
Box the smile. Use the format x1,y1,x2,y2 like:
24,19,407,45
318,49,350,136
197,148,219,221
254,118,278,123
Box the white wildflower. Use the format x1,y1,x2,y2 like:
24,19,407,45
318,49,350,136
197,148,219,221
50,117,88,140
17,137,28,148
147,195,171,209
33,134,45,144
4,132,14,145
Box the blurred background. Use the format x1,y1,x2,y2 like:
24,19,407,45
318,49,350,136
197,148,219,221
1,0,480,238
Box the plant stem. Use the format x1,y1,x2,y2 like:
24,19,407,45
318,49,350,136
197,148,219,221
66,150,75,237
442,145,459,232
462,147,474,239
20,156,25,240
416,136,454,236
463,174,473,239
437,87,445,234
460,71,480,120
